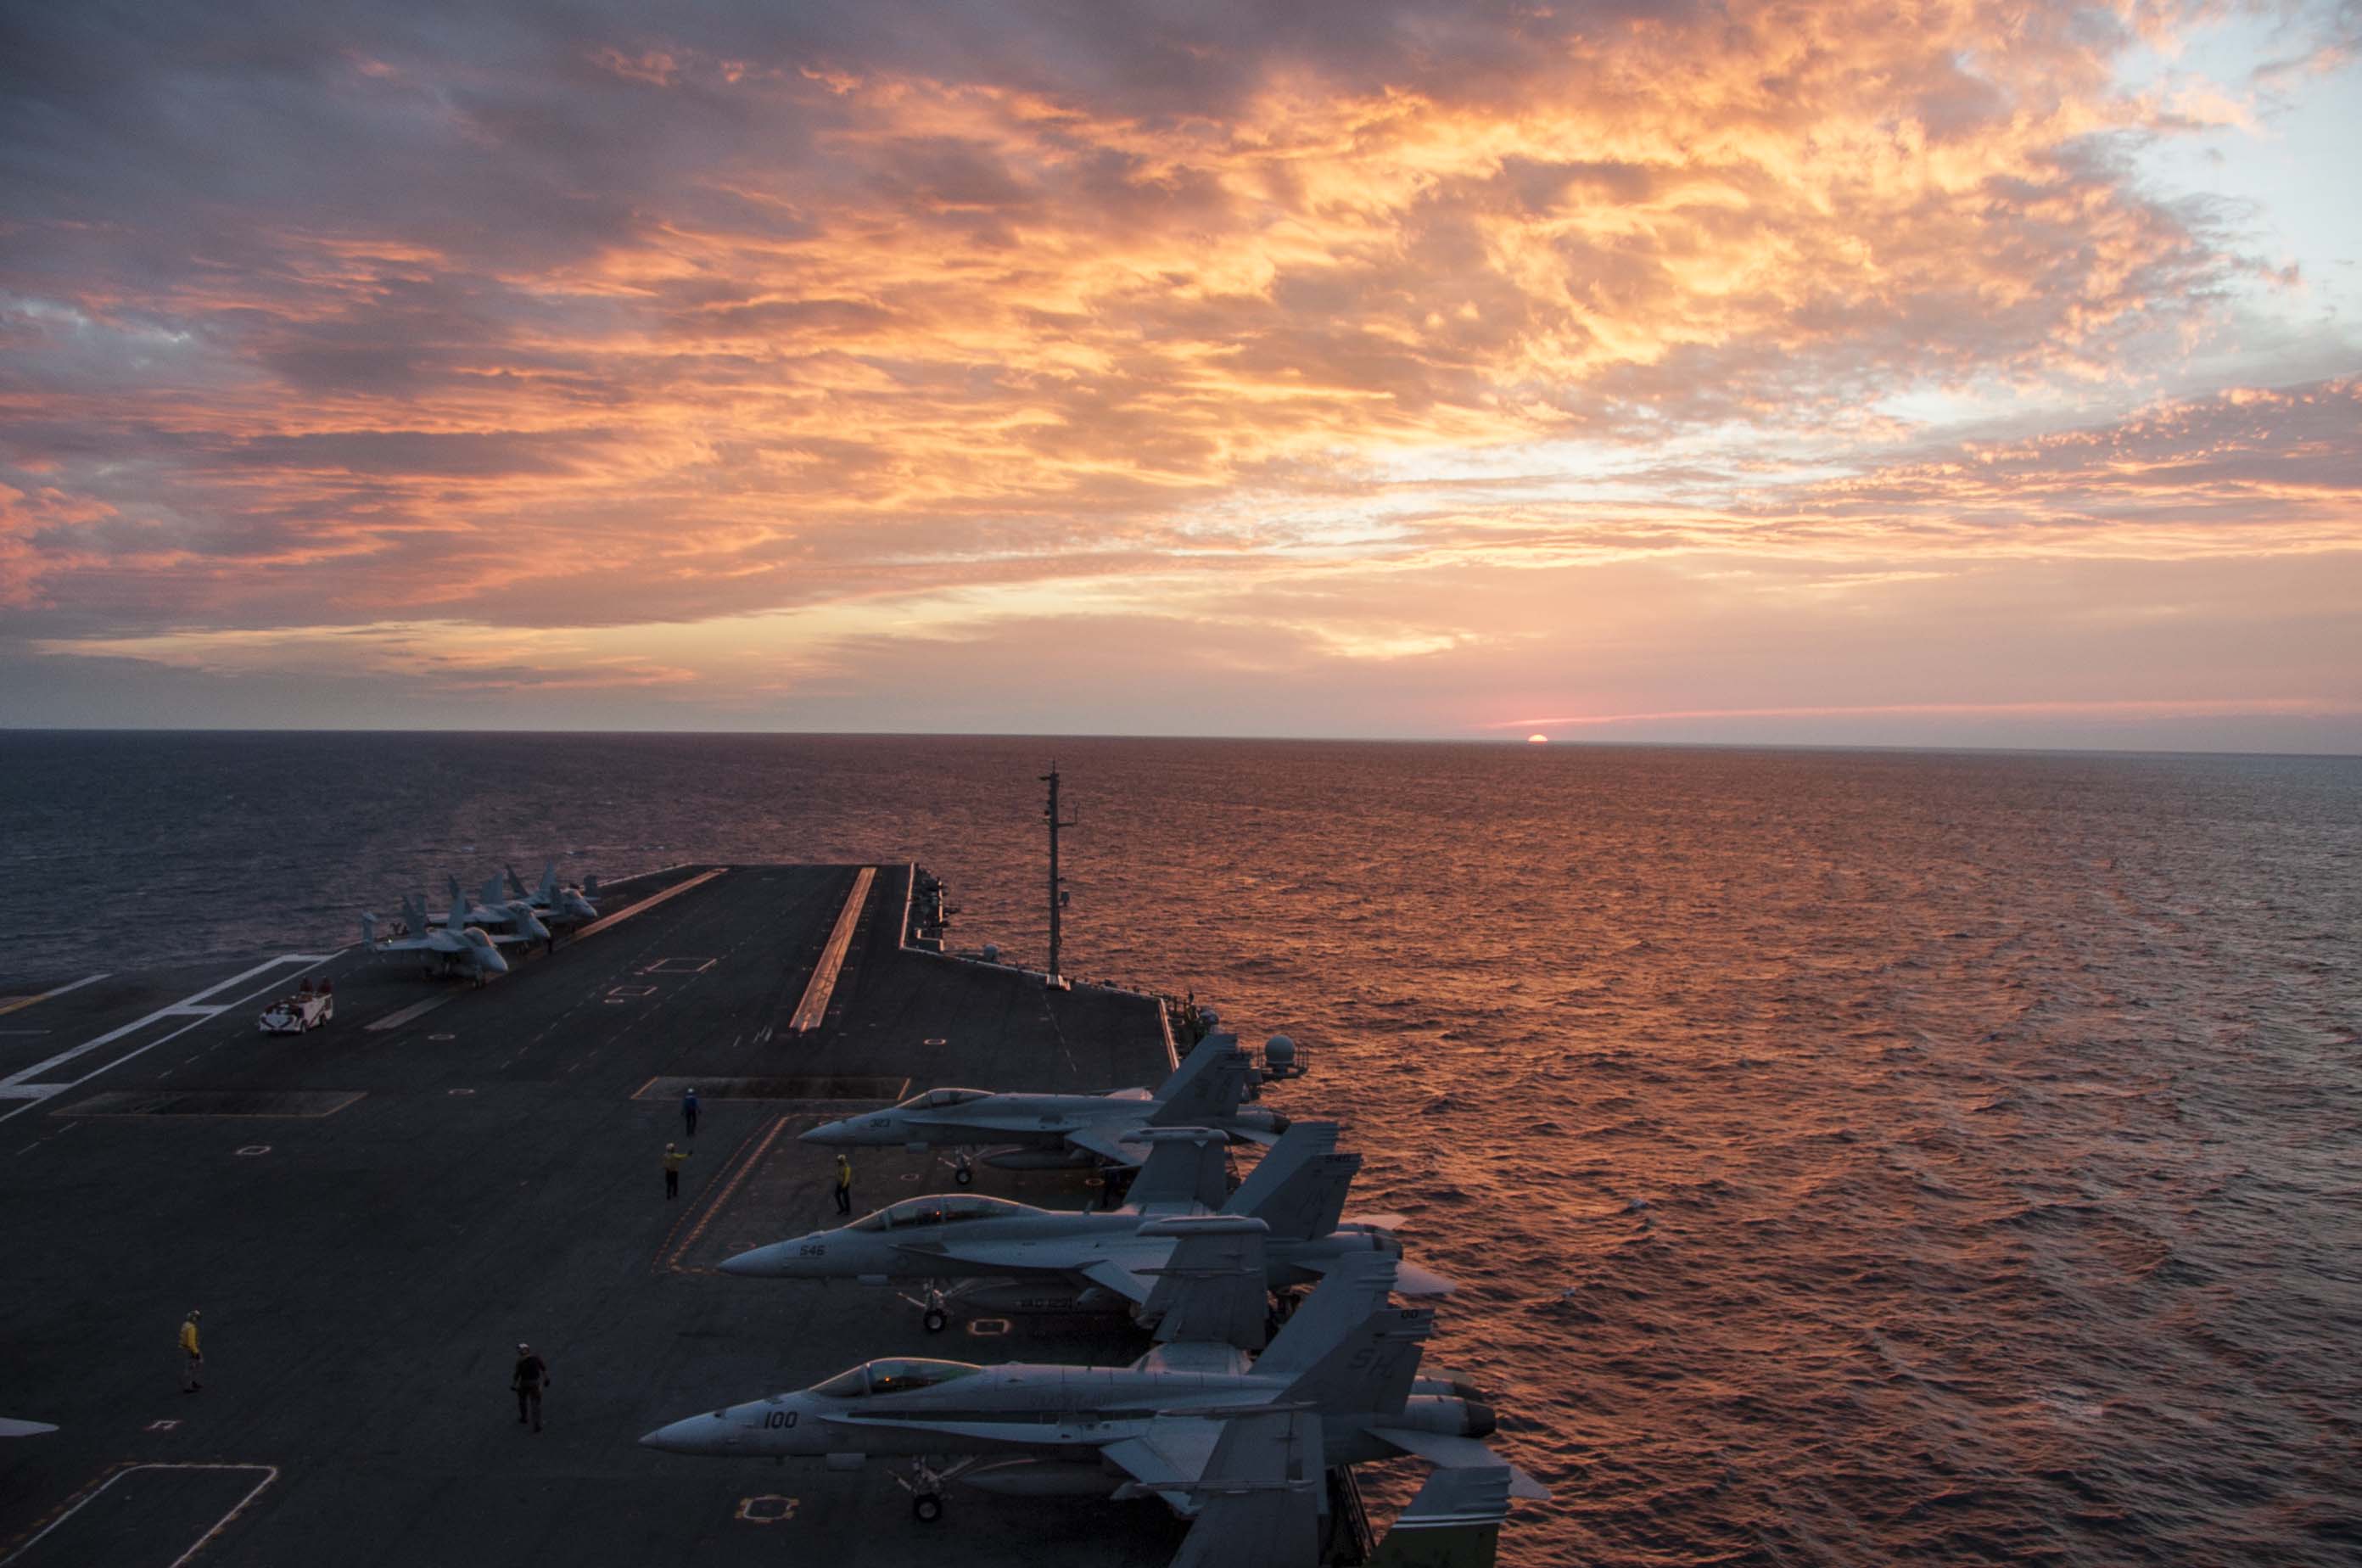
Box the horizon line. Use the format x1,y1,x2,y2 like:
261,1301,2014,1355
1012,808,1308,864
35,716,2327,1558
1,725,2356,762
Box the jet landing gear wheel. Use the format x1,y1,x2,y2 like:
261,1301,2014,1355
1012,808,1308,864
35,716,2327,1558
953,1160,974,1186
906,1282,953,1333
898,1458,959,1520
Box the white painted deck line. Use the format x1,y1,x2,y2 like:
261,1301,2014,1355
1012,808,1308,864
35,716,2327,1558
570,868,727,941
0,1461,279,1568
791,866,875,1033
0,956,336,1128
367,994,454,1033
1,955,325,1089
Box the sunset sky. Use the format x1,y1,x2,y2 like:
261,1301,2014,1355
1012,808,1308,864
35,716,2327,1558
3,1,2358,748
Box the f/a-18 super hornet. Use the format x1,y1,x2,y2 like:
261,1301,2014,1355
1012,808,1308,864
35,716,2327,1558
1162,1407,1514,1568
798,1032,1289,1182
506,861,599,926
449,875,551,945
360,888,511,983
640,1237,1544,1526
725,1122,1456,1335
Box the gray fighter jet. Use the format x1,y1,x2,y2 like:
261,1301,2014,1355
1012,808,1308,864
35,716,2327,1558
1167,1407,1512,1568
725,1122,1455,1335
450,875,551,944
640,1240,1543,1525
360,888,510,983
506,860,599,926
799,1032,1289,1181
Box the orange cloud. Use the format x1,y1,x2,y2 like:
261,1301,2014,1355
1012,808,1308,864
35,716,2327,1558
0,1,2355,736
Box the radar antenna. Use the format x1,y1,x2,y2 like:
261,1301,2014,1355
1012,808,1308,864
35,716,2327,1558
1041,761,1077,991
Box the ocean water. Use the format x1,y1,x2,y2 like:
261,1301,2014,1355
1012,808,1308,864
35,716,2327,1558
3,731,2359,1565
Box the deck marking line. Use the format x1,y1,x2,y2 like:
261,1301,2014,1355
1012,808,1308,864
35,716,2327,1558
661,1114,789,1274
0,959,338,1128
789,867,874,1033
367,995,453,1033
3,956,322,1088
0,973,108,1020
0,1461,277,1568
571,868,726,941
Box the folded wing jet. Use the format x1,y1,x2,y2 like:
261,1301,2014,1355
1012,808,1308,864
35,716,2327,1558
641,1241,1543,1526
450,875,551,944
506,860,598,926
798,1033,1289,1181
726,1122,1455,1334
360,887,510,983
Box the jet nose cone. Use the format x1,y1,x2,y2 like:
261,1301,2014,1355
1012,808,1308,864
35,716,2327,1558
719,1246,776,1277
640,1414,725,1453
798,1121,845,1145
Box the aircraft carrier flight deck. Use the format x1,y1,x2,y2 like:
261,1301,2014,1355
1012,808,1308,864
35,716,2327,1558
0,863,1256,1566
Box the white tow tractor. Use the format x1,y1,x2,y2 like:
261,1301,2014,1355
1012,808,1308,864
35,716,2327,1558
259,977,334,1035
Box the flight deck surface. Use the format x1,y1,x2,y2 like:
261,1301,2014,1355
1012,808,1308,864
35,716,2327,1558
0,865,1199,1566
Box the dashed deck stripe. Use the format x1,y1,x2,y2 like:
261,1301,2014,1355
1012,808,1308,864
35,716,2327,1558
1,956,327,1089
366,995,453,1033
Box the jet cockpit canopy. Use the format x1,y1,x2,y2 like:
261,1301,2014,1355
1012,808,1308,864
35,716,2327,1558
848,1194,1028,1232
814,1358,982,1398
895,1087,992,1111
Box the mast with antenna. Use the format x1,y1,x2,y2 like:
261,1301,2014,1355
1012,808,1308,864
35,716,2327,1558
1042,761,1077,991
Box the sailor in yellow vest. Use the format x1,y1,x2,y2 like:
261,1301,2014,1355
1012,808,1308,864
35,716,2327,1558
832,1151,853,1215
663,1142,690,1200
179,1309,203,1392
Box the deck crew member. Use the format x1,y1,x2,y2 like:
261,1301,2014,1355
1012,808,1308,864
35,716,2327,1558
512,1343,547,1431
178,1309,203,1392
832,1151,854,1215
681,1087,700,1140
663,1141,690,1199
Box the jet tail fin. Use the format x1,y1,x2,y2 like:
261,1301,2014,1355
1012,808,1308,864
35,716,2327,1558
1366,1464,1510,1568
479,873,506,909
1148,1033,1253,1126
445,877,467,931
1126,1128,1232,1215
1139,1216,1269,1351
1223,1123,1357,1240
506,864,531,900
1275,1301,1431,1418
361,912,378,946
1259,1252,1429,1414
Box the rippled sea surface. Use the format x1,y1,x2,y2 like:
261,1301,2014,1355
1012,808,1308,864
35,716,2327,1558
5,732,2359,1565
